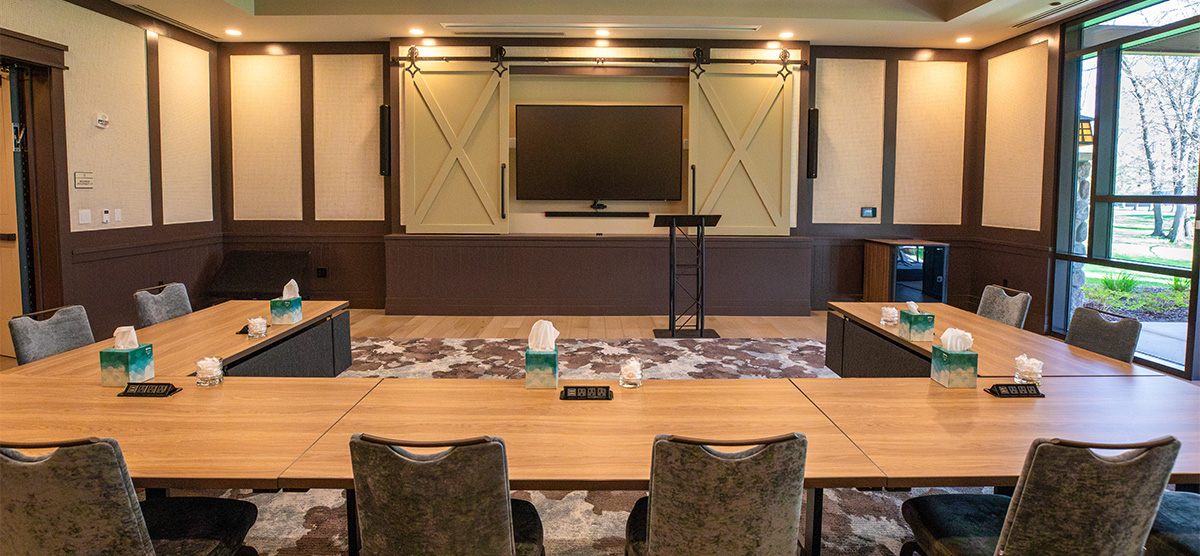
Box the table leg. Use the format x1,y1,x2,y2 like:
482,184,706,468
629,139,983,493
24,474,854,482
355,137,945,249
346,489,359,556
802,487,822,556
144,488,167,499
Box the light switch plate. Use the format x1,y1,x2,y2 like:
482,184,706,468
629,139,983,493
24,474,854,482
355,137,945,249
79,209,91,224
114,208,122,222
101,209,110,224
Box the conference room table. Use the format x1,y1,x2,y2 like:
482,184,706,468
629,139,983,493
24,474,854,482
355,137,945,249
827,301,1161,377
2,299,349,379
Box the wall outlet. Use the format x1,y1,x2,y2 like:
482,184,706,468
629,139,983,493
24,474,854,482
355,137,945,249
79,209,91,224
316,267,328,278
102,209,110,224
114,208,122,222
861,207,877,218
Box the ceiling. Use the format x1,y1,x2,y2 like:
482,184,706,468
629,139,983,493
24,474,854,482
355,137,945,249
116,0,1122,48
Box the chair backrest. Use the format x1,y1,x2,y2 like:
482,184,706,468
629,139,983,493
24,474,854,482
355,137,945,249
0,437,155,555
7,305,96,365
645,433,807,556
349,433,517,556
1064,307,1142,363
996,436,1180,556
134,283,193,327
977,285,1032,328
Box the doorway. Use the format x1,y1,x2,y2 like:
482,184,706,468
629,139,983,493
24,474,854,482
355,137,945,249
1,64,37,358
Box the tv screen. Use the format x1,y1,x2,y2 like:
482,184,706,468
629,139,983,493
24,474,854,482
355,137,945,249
516,105,684,201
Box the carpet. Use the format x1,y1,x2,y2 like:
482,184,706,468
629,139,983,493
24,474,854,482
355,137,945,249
200,336,975,555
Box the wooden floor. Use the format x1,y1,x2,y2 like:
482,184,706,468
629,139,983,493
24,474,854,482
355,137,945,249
0,311,828,371
349,310,828,340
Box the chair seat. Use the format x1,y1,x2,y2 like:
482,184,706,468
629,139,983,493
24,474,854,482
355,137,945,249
141,497,258,556
901,494,1010,556
1147,491,1200,556
624,496,649,556
511,498,545,556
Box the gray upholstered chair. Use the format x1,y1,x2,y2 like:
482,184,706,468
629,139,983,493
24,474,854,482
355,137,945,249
349,433,544,556
900,436,1181,556
625,432,808,556
976,285,1032,328
1146,490,1200,556
1065,306,1143,362
7,305,95,365
0,437,258,556
135,283,193,327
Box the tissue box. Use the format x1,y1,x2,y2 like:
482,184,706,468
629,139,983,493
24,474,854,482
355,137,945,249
898,310,936,342
100,344,155,387
270,297,303,325
931,345,978,389
525,348,558,389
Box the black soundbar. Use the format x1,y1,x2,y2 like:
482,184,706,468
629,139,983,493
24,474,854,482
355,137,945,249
544,211,650,218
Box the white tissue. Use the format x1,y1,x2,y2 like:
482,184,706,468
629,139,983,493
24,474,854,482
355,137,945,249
113,326,139,349
906,301,921,313
1015,354,1044,383
528,320,559,352
282,279,300,299
196,357,222,377
940,328,974,351
620,359,642,380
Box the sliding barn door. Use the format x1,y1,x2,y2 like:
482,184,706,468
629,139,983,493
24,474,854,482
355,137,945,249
689,66,794,236
404,62,509,233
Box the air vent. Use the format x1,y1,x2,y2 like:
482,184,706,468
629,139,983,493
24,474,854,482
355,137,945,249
1014,0,1092,27
451,31,567,36
128,4,221,40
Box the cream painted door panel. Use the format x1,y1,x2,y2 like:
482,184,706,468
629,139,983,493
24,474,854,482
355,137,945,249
689,66,794,236
1,71,19,358
404,62,508,233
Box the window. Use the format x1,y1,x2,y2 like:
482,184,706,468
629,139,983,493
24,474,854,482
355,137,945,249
1057,0,1199,378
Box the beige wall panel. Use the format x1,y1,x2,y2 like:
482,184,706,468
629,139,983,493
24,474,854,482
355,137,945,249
313,54,384,221
158,36,213,225
813,58,885,224
231,55,302,220
894,60,966,225
2,0,152,231
982,42,1048,231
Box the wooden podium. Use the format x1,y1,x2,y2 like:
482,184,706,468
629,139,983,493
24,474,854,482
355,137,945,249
652,215,721,338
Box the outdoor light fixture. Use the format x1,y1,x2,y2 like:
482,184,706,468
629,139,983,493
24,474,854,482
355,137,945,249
1078,116,1094,145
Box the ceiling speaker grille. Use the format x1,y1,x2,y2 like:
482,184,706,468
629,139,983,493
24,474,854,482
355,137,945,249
1014,0,1092,27
128,4,221,40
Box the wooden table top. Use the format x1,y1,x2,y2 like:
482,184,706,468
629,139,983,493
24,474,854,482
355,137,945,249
793,376,1200,487
829,302,1160,377
0,376,380,489
280,379,886,491
3,300,349,379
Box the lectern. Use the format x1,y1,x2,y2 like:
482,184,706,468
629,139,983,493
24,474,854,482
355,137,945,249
653,214,721,338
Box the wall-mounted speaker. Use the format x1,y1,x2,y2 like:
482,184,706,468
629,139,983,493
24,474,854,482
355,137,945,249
379,105,391,176
806,107,819,179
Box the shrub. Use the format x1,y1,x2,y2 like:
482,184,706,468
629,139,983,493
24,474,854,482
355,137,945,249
1171,276,1191,292
1099,272,1138,292
1083,285,1189,314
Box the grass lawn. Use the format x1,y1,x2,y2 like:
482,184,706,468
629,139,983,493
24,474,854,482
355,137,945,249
1108,206,1193,269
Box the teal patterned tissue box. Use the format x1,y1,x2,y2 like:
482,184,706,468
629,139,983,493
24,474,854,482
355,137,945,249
525,348,558,389
898,310,936,342
270,297,302,325
931,345,978,389
100,344,155,387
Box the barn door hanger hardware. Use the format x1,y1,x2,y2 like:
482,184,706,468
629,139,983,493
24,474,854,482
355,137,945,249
405,46,421,77
777,49,792,81
691,47,709,78
491,45,507,77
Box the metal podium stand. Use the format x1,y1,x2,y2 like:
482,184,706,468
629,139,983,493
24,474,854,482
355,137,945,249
652,214,721,338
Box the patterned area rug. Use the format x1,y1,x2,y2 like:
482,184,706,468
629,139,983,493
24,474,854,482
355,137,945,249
202,337,978,555
342,337,836,379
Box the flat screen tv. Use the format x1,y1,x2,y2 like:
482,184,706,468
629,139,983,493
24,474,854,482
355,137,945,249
515,105,683,201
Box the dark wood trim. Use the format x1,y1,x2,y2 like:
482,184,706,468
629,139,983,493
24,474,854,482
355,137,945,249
394,37,808,50
300,53,316,222
33,67,67,310
58,0,217,52
71,234,222,262
0,29,67,69
220,42,388,56
511,66,689,77
388,44,403,234
146,32,163,227
880,58,898,226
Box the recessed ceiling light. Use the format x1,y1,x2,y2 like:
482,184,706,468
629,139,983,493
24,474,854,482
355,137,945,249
956,36,972,43
767,41,781,49
409,28,425,35
225,29,242,36
779,31,794,39
596,29,610,36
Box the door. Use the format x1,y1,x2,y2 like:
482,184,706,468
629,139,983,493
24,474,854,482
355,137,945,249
689,64,795,236
1,69,20,357
403,62,509,233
